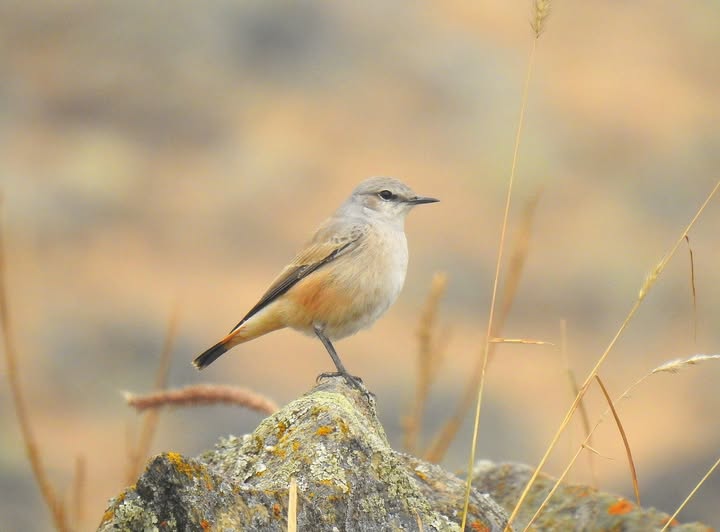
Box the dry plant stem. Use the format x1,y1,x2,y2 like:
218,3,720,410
505,179,720,531
415,510,425,532
565,372,596,486
684,235,697,343
423,183,538,462
560,319,597,487
531,0,551,37
125,384,279,415
288,477,297,532
660,455,720,532
495,188,541,340
404,272,448,454
460,33,540,532
71,455,86,528
594,375,640,505
126,307,180,483
0,200,69,532
491,337,552,345
523,444,584,532
528,352,720,529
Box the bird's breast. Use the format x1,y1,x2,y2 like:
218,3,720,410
322,225,408,338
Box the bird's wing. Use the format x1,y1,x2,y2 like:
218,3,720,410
229,222,367,333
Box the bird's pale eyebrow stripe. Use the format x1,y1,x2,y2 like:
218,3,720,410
228,239,356,334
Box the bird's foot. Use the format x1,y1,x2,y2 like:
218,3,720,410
316,371,374,401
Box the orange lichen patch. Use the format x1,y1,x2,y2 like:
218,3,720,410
200,519,211,531
277,420,289,439
469,521,490,532
608,498,634,515
272,503,282,518
317,426,334,436
273,447,287,459
166,452,214,490
167,452,197,477
101,491,126,522
414,470,429,482
292,440,301,451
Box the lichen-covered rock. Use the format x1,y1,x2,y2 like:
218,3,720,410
471,461,713,532
98,377,509,531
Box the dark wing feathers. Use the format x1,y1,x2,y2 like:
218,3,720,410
228,226,364,334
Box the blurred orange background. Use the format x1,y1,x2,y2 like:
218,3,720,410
1,1,719,529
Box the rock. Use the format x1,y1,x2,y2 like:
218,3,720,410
98,377,714,531
98,377,509,531
472,461,712,531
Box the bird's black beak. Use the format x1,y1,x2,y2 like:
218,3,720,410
407,196,439,205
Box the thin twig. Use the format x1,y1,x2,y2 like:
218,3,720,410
0,197,69,531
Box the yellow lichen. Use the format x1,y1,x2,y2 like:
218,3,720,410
316,426,334,436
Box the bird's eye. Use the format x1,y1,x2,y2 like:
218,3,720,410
378,190,396,201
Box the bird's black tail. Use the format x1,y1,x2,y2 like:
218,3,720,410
193,340,229,370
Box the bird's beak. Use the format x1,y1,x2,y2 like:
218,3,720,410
406,195,439,205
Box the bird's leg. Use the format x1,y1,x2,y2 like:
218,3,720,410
313,325,366,392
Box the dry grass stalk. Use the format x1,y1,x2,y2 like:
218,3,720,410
71,455,86,528
649,353,720,375
581,443,607,458
684,235,698,343
506,179,720,531
594,375,640,505
126,307,180,483
523,442,584,531
415,510,425,532
566,365,597,484
124,384,279,415
494,188,542,343
560,319,597,487
660,455,720,532
288,477,297,532
461,12,547,527
530,0,551,37
529,351,720,528
424,191,539,463
490,337,553,345
0,198,70,532
403,272,448,454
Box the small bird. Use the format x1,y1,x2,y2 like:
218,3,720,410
193,177,438,388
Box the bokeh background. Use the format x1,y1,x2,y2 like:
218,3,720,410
1,1,719,530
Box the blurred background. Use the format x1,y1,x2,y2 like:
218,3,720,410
1,0,719,529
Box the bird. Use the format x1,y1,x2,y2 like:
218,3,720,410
192,176,438,388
